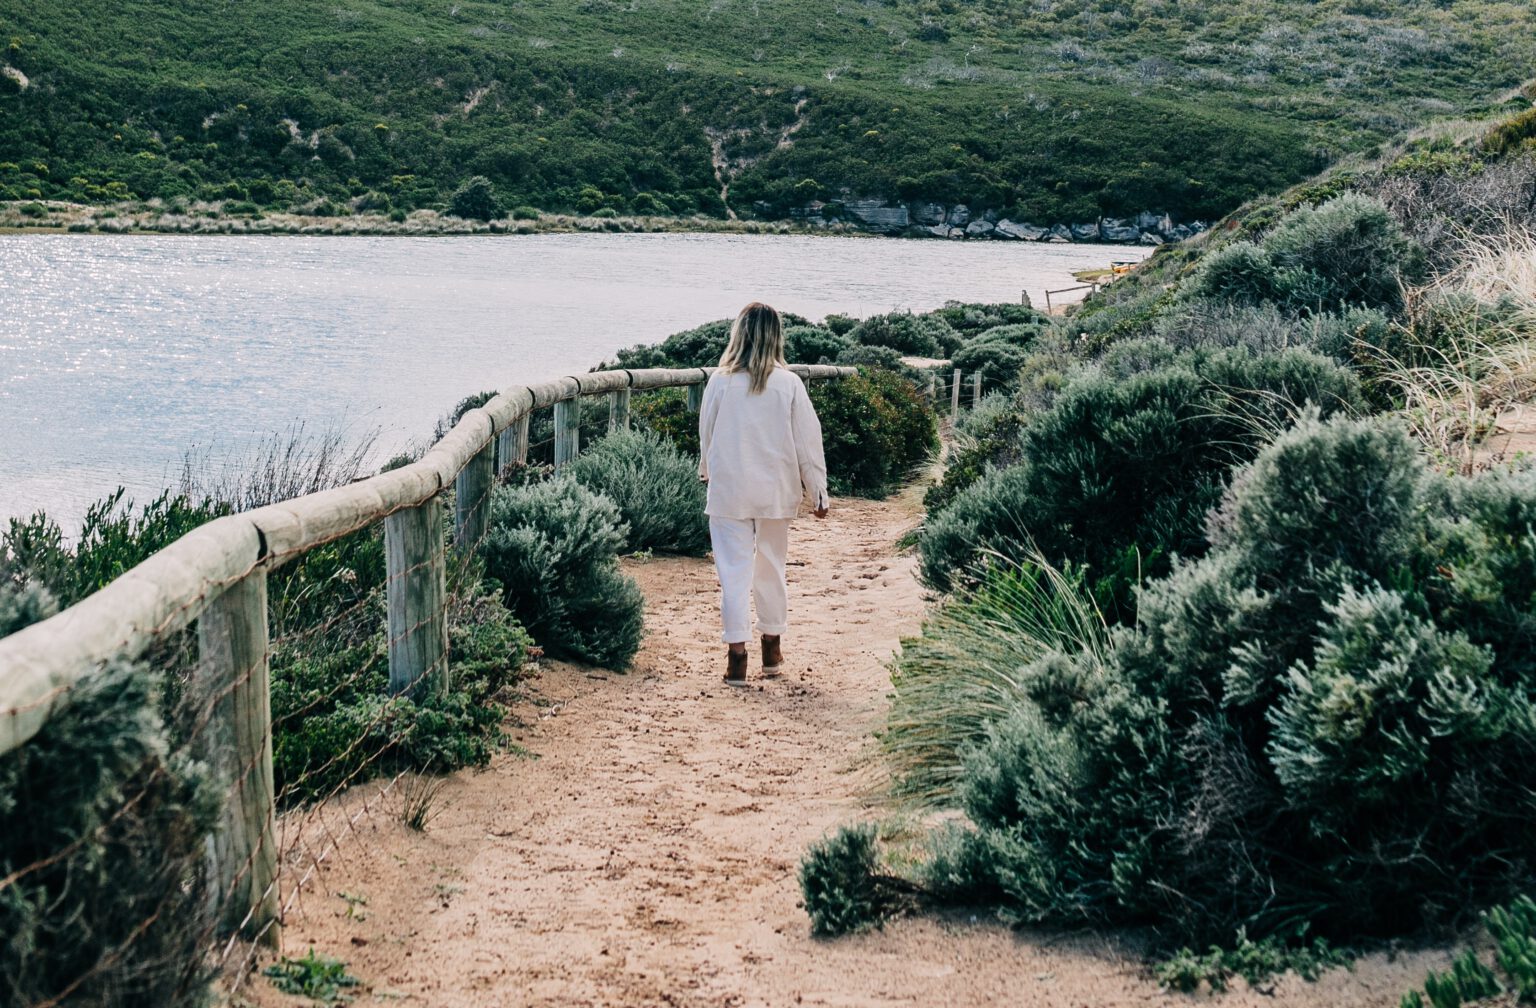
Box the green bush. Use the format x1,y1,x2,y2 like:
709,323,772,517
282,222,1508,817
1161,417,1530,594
922,392,1026,516
3,488,226,608
448,175,501,221
785,323,853,364
510,205,541,220
823,313,857,336
479,478,645,668
565,428,709,555
0,577,217,1007
1187,195,1423,316
933,301,1045,339
919,346,1362,613
924,415,1536,946
810,368,938,498
610,318,732,369
849,312,961,357
950,323,1041,392
631,386,699,456
799,825,900,937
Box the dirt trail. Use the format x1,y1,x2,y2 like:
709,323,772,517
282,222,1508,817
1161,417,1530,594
249,493,1450,1008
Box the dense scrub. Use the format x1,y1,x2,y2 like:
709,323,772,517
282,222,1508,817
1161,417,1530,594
926,417,1536,944
3,0,1530,224
920,344,1362,611
811,118,1536,969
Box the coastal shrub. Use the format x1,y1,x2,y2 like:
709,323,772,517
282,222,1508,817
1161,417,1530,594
565,428,709,555
0,577,217,1008
922,415,1536,946
270,579,532,801
919,346,1362,613
933,301,1044,339
479,478,644,668
785,323,853,364
922,392,1026,516
810,368,938,498
1187,195,1423,316
834,343,915,377
823,313,858,336
2,489,225,608
848,312,960,358
511,205,540,220
799,825,906,937
882,557,1108,808
950,324,1041,392
448,175,502,220
631,387,699,457
611,319,732,369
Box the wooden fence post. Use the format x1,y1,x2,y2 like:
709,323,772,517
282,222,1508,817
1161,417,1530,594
498,414,529,470
609,389,630,432
928,375,938,402
686,382,704,413
386,495,448,697
454,438,495,554
951,369,961,420
972,371,982,408
199,572,280,947
553,399,580,469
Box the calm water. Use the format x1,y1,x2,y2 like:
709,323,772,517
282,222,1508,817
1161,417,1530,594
0,232,1144,527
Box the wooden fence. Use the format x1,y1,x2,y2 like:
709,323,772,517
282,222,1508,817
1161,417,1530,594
0,363,856,951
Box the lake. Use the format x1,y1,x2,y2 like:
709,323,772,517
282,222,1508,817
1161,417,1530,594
0,232,1145,528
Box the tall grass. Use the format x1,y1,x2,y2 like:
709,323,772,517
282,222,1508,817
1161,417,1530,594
1367,229,1536,472
177,421,379,512
879,554,1108,811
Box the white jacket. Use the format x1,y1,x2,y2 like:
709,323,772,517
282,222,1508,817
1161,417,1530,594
698,367,830,519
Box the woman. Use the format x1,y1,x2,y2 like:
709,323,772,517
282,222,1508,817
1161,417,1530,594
698,302,829,685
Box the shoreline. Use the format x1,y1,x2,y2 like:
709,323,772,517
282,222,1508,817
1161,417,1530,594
0,200,1168,248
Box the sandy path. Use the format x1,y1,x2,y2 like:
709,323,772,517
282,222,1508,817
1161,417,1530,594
247,493,1451,1008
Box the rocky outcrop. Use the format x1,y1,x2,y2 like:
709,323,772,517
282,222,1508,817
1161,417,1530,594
842,199,909,234
783,195,1207,244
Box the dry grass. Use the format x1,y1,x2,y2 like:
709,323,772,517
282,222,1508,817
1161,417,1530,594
1367,228,1536,472
178,422,379,512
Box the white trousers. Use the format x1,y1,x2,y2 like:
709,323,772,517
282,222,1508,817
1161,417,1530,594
709,516,791,643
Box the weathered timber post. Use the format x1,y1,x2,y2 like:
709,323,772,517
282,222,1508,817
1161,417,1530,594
386,495,448,697
553,399,580,469
686,382,704,413
199,572,280,947
951,369,961,420
609,389,631,432
498,414,530,470
928,375,938,402
972,372,982,408
454,437,495,554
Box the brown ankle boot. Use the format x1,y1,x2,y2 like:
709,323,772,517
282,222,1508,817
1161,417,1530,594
761,635,783,676
724,648,748,685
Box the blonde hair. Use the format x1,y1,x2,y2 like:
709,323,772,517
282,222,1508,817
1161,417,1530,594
718,302,786,394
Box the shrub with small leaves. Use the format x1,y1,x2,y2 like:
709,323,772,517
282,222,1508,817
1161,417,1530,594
799,825,892,937
848,311,960,357
565,427,709,555
479,477,644,668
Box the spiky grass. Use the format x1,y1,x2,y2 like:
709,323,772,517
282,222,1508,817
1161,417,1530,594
1367,228,1536,472
877,553,1108,811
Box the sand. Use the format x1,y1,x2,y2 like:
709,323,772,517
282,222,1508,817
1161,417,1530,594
241,491,1453,1008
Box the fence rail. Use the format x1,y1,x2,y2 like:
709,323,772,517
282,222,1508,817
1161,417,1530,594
0,362,855,963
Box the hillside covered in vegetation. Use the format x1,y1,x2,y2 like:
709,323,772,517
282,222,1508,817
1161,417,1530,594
2,0,1533,226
